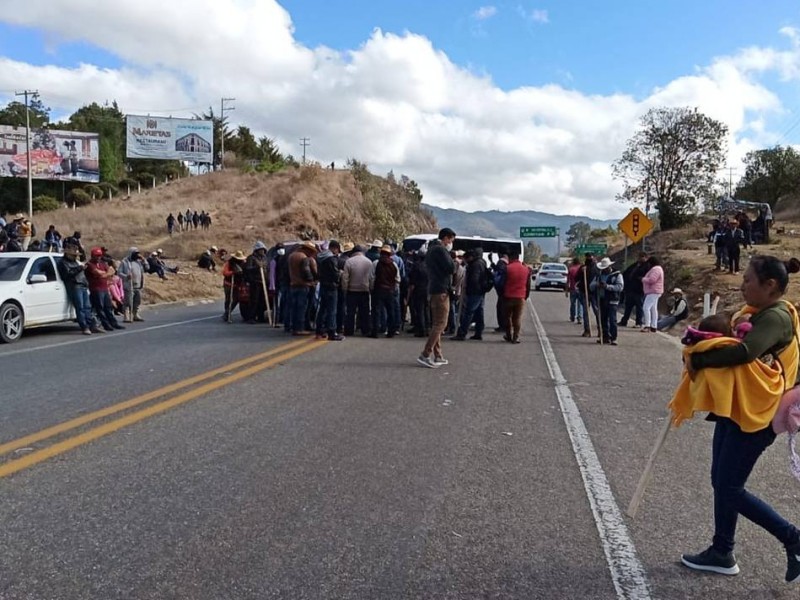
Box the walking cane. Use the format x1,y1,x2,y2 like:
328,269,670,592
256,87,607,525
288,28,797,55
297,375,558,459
582,267,593,338
261,265,273,327
627,414,672,518
225,277,233,324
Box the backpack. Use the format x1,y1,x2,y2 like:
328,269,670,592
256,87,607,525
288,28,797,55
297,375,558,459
493,269,506,292
483,265,494,293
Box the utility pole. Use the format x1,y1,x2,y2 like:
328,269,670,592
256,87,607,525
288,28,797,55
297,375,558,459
219,97,235,170
726,166,737,197
300,137,311,165
15,89,38,218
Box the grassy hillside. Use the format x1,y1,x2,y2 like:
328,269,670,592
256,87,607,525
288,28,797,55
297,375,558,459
35,165,437,304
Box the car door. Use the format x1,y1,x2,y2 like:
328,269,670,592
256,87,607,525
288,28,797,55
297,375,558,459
52,257,75,320
22,256,64,324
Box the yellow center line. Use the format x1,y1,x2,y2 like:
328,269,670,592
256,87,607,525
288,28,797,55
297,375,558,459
0,338,313,458
0,340,328,479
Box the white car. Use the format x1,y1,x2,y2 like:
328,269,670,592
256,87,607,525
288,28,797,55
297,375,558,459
534,262,568,291
0,252,74,343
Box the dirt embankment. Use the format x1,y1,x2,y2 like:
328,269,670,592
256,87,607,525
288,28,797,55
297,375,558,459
37,167,437,305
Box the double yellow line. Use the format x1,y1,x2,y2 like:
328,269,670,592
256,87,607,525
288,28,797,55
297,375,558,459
0,338,326,479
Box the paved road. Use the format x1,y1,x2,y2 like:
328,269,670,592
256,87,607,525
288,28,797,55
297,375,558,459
0,294,799,598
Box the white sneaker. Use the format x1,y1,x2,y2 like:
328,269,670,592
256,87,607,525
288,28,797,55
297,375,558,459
433,357,449,366
417,354,439,368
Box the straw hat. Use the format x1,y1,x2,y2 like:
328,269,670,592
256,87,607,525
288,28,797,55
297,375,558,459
231,250,246,261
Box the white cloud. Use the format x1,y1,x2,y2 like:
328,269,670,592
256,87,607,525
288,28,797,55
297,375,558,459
0,0,798,220
517,6,549,24
472,6,498,21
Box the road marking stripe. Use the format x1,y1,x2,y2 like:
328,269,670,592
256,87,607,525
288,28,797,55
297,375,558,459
527,298,652,600
0,340,327,479
0,314,220,357
0,338,312,457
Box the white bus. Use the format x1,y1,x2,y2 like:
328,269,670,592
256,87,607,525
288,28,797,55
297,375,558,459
401,234,524,262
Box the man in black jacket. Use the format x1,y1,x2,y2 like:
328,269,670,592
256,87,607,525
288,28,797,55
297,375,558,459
57,247,101,335
452,247,488,341
315,240,344,341
418,228,456,368
618,252,649,327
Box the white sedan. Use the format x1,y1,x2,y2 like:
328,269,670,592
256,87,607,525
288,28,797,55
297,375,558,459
0,252,74,343
533,262,568,291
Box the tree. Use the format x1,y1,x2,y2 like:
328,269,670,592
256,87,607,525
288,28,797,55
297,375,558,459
228,125,259,161
195,107,231,168
0,96,50,127
735,146,800,207
566,221,592,247
524,241,543,264
59,101,126,182
612,106,727,230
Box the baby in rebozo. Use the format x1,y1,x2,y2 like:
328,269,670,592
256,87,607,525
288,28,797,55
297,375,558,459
681,313,751,346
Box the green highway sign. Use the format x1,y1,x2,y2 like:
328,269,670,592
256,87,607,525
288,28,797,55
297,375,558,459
520,226,558,238
575,243,608,256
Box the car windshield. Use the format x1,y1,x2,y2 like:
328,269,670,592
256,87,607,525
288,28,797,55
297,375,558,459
541,264,567,272
0,257,28,281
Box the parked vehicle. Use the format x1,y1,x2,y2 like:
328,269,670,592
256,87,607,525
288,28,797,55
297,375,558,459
533,262,568,291
0,252,74,343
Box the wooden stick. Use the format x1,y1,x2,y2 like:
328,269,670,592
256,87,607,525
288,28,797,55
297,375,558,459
627,414,672,518
261,265,273,327
583,266,593,338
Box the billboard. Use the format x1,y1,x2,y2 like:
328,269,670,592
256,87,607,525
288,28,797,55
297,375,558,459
126,115,213,162
0,125,100,182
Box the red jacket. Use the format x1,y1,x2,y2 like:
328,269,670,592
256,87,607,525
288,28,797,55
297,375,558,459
567,264,581,292
504,260,531,299
85,260,110,292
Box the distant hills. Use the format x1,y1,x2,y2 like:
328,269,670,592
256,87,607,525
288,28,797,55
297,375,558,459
422,204,619,255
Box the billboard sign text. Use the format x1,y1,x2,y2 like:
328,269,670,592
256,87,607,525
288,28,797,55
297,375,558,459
126,116,213,163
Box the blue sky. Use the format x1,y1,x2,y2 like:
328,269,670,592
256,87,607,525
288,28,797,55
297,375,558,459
1,1,800,217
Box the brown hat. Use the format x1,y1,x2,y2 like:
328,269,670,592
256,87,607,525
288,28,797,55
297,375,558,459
231,250,246,261
342,242,355,253
302,241,318,253
380,245,393,254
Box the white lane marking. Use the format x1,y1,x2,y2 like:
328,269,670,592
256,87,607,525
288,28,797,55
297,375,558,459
527,298,652,600
0,315,219,358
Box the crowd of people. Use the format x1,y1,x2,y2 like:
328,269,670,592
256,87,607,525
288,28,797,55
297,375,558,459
565,251,689,345
167,209,212,235
707,213,753,274
216,228,532,368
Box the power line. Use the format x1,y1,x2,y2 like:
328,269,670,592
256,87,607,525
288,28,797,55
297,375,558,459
299,137,310,164
14,89,38,218
220,97,235,170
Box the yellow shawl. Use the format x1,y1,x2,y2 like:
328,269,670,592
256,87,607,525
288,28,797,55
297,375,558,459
668,301,800,433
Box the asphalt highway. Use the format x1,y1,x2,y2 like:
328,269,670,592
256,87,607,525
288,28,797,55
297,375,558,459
1,293,799,599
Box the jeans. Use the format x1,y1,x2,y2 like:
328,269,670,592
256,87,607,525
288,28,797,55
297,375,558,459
569,290,583,322
344,291,371,335
68,286,94,330
289,287,310,332
599,300,618,341
371,289,399,335
316,288,338,335
457,294,485,337
711,418,799,553
90,289,119,329
496,293,508,332
657,314,678,331
423,293,449,358
505,298,525,340
620,293,643,326
643,293,660,328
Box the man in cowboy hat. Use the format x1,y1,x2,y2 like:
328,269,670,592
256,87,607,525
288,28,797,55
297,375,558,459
222,250,248,322
245,241,270,323
369,244,400,338
657,287,689,331
287,241,318,335
589,257,624,345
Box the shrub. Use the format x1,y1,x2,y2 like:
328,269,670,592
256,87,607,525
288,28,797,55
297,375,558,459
118,178,138,191
83,184,103,199
136,172,155,187
32,195,60,213
97,182,119,198
67,189,92,207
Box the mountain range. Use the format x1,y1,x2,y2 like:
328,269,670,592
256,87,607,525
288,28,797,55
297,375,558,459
422,204,620,255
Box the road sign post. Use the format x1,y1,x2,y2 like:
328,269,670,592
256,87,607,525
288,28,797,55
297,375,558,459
618,208,653,245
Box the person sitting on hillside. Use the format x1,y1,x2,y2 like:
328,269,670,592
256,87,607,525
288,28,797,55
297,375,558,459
147,252,169,280
43,225,62,252
198,248,217,271
657,288,690,331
